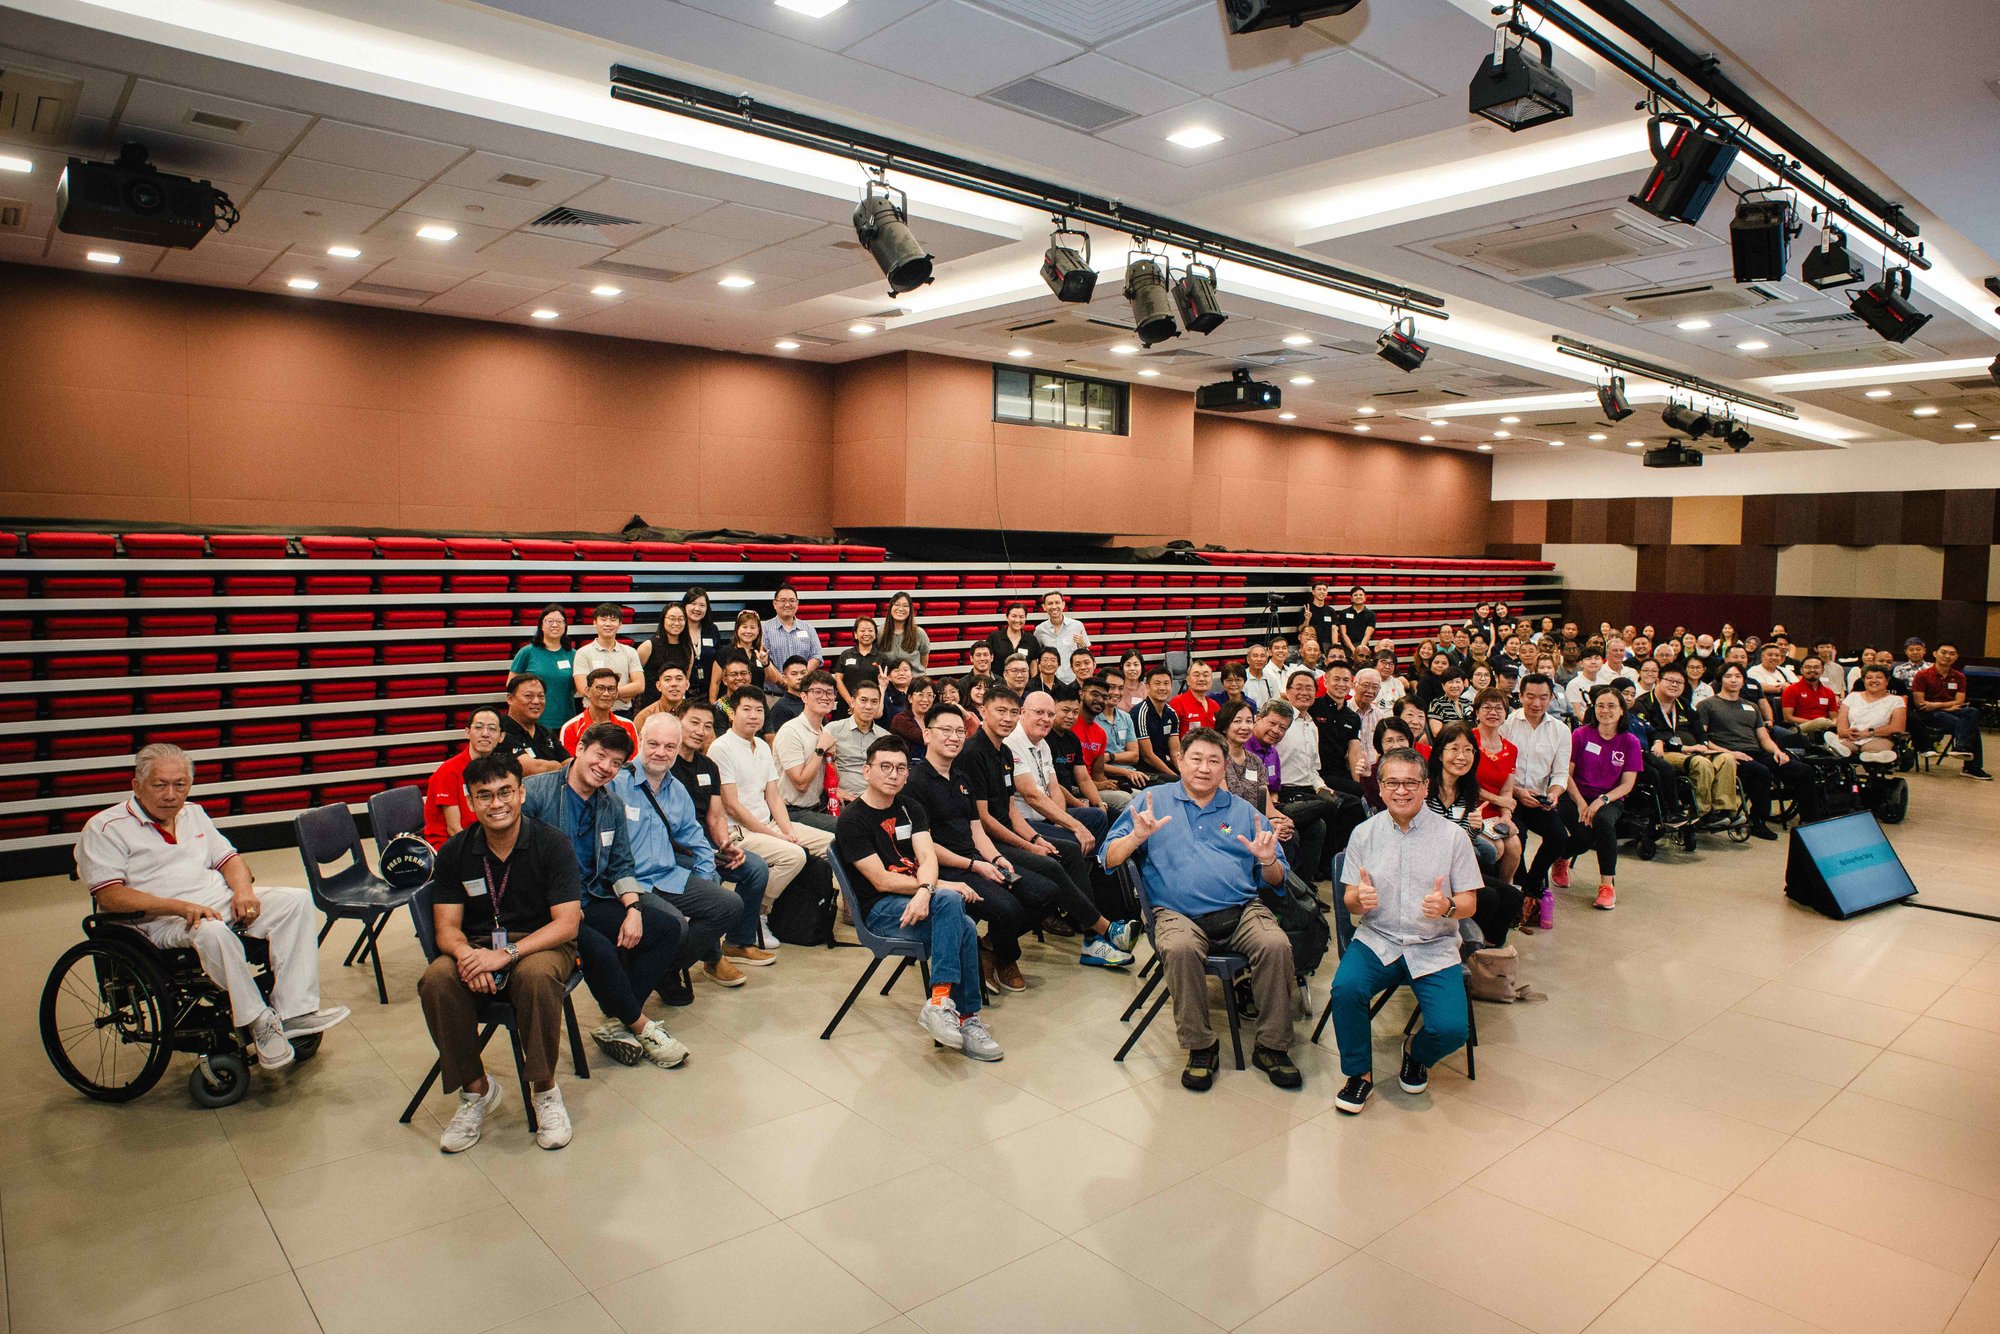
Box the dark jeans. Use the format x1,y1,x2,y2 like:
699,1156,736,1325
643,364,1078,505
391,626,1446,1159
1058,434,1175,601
577,894,683,1028
658,873,743,967
787,805,841,834
1278,786,1366,880
1561,796,1626,880
1511,801,1566,894
1330,950,1468,1078
1918,706,1985,768
1029,815,1121,918
1003,846,1105,934
720,849,771,946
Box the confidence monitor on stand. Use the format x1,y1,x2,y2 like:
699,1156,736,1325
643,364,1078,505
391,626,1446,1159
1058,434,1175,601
1784,811,1919,920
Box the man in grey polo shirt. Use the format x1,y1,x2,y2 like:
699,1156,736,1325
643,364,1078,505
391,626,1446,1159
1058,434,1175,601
760,585,823,690
1327,748,1482,1116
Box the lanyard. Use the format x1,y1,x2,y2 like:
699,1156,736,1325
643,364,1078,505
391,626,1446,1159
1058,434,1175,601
482,852,513,918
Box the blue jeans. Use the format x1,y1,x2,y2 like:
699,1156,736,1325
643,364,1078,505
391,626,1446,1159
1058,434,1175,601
1328,943,1469,1078
1920,706,1985,768
864,887,981,1016
721,850,771,946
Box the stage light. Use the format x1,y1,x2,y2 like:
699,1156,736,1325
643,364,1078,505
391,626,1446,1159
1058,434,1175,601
853,178,933,297
1850,267,1932,343
1629,116,1737,225
1661,402,1716,437
1040,225,1097,303
1730,195,1796,282
1171,260,1228,334
1376,316,1428,372
1989,355,1999,388
1723,424,1754,451
1597,376,1633,422
1469,23,1573,132
1801,225,1865,289
1123,252,1180,347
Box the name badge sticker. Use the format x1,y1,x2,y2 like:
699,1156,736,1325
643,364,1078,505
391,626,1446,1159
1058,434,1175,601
698,773,713,787
894,823,913,839
1584,741,1603,755
463,878,489,898
624,805,641,821
556,658,571,670
600,829,615,846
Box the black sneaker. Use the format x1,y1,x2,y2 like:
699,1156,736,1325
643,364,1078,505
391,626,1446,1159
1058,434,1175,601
1252,1045,1302,1090
1964,767,1993,782
1399,1035,1429,1094
1181,1043,1220,1093
1748,822,1778,841
1334,1073,1373,1114
657,969,694,1007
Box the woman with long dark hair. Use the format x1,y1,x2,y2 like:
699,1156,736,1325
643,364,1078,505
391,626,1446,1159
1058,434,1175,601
1566,686,1643,910
712,609,770,703
1428,722,1527,945
634,601,695,713
682,586,718,695
509,603,574,730
878,591,930,670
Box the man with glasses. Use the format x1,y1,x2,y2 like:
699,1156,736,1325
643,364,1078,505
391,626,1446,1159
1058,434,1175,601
761,585,823,689
562,669,639,756
773,670,843,832
424,705,506,849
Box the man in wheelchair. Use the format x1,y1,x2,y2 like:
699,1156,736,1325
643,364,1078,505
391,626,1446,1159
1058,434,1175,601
75,744,349,1072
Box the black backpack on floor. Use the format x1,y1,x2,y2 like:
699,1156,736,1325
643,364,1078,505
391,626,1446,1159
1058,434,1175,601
766,855,838,946
1266,871,1332,977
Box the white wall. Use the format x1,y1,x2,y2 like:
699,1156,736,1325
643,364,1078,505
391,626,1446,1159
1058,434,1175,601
1492,439,2000,500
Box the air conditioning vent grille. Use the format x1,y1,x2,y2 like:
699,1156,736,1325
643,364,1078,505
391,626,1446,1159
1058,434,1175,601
348,281,436,301
585,257,687,283
531,206,644,229
983,76,1136,132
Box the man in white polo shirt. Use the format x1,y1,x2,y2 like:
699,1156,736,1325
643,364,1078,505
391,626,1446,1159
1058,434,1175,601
75,744,349,1071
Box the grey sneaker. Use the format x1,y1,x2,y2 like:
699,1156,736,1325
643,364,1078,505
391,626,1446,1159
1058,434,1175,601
531,1085,572,1150
635,1022,690,1069
590,1019,643,1066
247,1008,294,1071
440,1080,501,1153
918,998,965,1049
959,1014,1003,1062
281,1006,350,1039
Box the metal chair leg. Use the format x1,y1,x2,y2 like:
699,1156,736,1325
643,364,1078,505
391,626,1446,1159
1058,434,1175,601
342,920,371,967
1310,991,1335,1045
1115,987,1170,1062
1221,973,1246,1070
317,918,336,947
401,1020,498,1124
1120,969,1161,1022
1463,977,1478,1081
879,956,913,997
508,1022,537,1133
822,956,884,1041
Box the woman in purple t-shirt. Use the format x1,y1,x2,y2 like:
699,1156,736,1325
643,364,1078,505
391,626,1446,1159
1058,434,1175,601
1566,685,1643,911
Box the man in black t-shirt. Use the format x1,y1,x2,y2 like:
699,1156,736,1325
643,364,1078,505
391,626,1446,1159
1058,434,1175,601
419,752,583,1153
499,674,567,776
1300,578,1338,651
1334,586,1376,660
959,686,1096,910
834,735,1002,1060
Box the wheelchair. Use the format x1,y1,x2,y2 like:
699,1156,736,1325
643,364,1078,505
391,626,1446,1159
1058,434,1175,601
39,911,320,1108
1617,755,1752,857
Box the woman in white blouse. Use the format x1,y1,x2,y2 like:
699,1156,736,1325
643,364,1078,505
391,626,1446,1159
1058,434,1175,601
1827,664,1906,761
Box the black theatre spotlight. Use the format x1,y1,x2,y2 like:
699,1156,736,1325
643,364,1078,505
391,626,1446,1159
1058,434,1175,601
1629,116,1738,225
1469,23,1573,132
1171,260,1228,334
1723,423,1754,452
1224,0,1362,34
1123,252,1180,347
1040,225,1097,303
1801,225,1866,290
1849,267,1933,344
852,179,933,297
1989,354,1999,389
1661,402,1716,438
1597,375,1634,422
1376,315,1428,372
1730,195,1796,283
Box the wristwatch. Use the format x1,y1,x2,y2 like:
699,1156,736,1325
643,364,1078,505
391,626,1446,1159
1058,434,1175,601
504,944,520,963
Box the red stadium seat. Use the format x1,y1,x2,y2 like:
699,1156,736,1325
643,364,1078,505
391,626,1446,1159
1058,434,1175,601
225,611,298,635
382,609,446,629
317,782,384,806
209,534,290,559
226,648,300,672
0,777,38,802
380,573,444,594
575,540,634,561
51,692,133,719
515,575,572,594
310,681,377,703
382,644,446,665
120,533,205,558
222,576,295,597
42,576,124,598
384,711,448,734
0,739,34,764
138,613,217,637
238,790,310,814
633,541,691,562
312,748,378,774
375,536,445,560
0,699,34,723
386,675,448,698
511,539,576,561
48,653,130,679
445,537,512,560
308,646,374,668
145,687,222,712
230,721,302,746
451,608,514,628
233,684,303,708
446,573,509,593
136,576,213,597
46,616,128,640
300,535,374,560
139,651,218,675
303,574,371,596
449,672,507,694
52,771,124,798
26,532,116,559
0,815,51,839
145,726,221,752
232,756,305,781
743,544,793,562
51,733,131,760
306,612,374,634
385,742,450,767
450,640,510,661
578,574,633,593
688,542,745,562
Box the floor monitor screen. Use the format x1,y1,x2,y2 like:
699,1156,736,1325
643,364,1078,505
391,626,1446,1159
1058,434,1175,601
1792,812,1919,918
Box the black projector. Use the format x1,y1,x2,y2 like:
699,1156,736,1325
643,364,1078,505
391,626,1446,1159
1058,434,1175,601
57,144,221,249
1225,1,1364,33
1197,369,1280,412
1642,441,1704,469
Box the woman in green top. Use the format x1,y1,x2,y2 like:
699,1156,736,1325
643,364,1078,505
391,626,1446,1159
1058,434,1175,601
509,603,574,730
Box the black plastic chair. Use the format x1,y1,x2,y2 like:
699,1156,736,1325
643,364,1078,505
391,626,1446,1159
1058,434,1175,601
366,785,432,942
1111,857,1251,1070
293,803,422,1005
820,853,930,1041
397,882,590,1135
1309,854,1477,1079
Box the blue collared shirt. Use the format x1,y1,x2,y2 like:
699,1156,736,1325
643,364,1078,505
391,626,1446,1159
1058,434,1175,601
1099,705,1137,757
610,764,715,894
1341,804,1482,979
522,767,641,901
1101,781,1287,919
762,618,823,670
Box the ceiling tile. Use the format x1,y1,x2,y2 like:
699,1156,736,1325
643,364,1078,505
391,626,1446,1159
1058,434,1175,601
400,180,556,230
1213,49,1436,134
844,1,1084,97
1100,5,1336,94
675,0,933,49
0,45,130,123
357,210,512,261
1094,99,1293,162
435,151,603,202
291,119,467,178
423,278,561,317
619,226,764,270
713,243,861,279
474,230,615,273
261,156,424,209
118,79,312,153
560,178,717,226
677,202,823,246
125,129,278,187
356,261,476,293
1031,52,1200,117
222,190,391,246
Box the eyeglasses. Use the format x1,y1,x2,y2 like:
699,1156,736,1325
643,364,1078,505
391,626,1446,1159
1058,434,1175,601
1379,778,1426,792
871,763,909,775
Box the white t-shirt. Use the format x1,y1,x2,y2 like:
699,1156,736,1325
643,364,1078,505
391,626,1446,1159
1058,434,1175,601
1748,663,1797,693
709,730,779,827
772,715,827,807
1004,725,1058,822
574,641,644,708
1844,691,1899,733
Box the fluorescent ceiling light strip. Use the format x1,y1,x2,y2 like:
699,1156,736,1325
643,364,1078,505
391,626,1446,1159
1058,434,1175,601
1754,357,1997,391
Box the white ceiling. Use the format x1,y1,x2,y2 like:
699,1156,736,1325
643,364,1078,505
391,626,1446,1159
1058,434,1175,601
0,0,1995,476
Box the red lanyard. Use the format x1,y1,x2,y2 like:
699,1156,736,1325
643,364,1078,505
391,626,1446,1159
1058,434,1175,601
482,853,512,917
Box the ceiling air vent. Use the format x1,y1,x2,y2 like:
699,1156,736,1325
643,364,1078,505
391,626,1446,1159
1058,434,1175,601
981,311,1133,346
983,77,1137,132
1429,208,1687,276
1517,274,1594,299
347,281,436,301
1587,281,1781,321
584,257,686,284
0,64,82,143
186,109,247,135
494,172,542,189
531,206,642,229
0,198,28,234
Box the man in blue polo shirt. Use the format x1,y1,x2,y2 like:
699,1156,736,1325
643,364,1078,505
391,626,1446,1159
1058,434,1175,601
1102,727,1300,1094
761,585,823,690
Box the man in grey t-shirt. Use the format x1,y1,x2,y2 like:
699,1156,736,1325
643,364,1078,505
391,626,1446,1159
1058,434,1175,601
822,678,889,798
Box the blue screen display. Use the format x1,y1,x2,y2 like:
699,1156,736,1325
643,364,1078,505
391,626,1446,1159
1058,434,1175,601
1796,813,1917,915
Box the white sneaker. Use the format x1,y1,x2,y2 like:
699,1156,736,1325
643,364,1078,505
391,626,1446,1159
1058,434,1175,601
281,1006,351,1039
759,916,784,950
247,1009,294,1071
634,1022,690,1069
959,1014,1003,1062
590,1018,643,1066
1823,736,1852,758
918,998,965,1049
439,1080,501,1153
531,1086,572,1150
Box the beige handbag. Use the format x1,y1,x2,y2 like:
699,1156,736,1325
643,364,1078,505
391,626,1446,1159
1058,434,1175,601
1466,945,1545,1003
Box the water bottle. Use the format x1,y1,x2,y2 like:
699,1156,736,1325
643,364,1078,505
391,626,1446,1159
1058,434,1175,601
823,755,842,817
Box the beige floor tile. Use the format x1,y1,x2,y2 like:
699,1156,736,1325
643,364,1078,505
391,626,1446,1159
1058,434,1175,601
1235,1252,1531,1334
0,1088,206,1171
903,1238,1224,1334
689,1101,932,1218
1929,986,2000,1036
1666,1195,1966,1334
1366,1185,1651,1334
594,1222,895,1334
1780,956,1952,1014
1583,1264,1824,1334
481,1294,623,1334
1849,1049,2000,1133
1946,1277,2000,1334
1956,952,2000,996
1800,1090,2000,1200
216,1063,438,1181
295,1204,579,1334
1625,1043,1841,1133
460,1092,677,1201
1426,1044,1612,1126
252,1128,504,1266
843,1059,1063,1154
1648,921,1824,980
0,1119,247,1250
755,1027,941,1102
1312,1087,1541,1182
1740,1139,2000,1280
612,1042,830,1142
974,1017,1180,1110
1733,980,1920,1047
1073,1175,1351,1328
1202,1119,1458,1248
99,1274,321,1334
1074,1076,1302,1173
9,1187,288,1334
1893,1015,2000,1078
1473,999,1671,1081
1683,1009,1884,1084
1558,955,1765,1042
1469,1130,1724,1258
942,1113,1199,1235
698,983,897,1050
1805,930,1979,985
1552,1084,1786,1190
788,1163,1058,1311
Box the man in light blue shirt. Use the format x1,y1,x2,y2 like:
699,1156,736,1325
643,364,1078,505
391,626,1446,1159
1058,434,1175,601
1102,726,1300,1094
761,584,823,689
612,712,762,990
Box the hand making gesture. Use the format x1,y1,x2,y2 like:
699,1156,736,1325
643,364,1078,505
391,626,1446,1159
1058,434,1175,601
1129,793,1173,843
1350,866,1379,913
1235,814,1278,865
1420,875,1451,919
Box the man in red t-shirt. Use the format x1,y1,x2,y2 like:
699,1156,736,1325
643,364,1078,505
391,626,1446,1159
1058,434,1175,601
1169,660,1221,733
1779,655,1840,740
423,706,505,848
562,669,640,756
1911,642,1990,779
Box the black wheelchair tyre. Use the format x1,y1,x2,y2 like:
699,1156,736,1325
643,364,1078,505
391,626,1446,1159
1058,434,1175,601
40,937,176,1103
1874,777,1909,825
188,1052,250,1108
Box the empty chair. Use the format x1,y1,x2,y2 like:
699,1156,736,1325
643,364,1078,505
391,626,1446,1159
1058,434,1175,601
292,802,424,1005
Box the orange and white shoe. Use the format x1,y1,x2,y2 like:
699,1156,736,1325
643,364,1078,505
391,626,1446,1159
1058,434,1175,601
1593,884,1616,911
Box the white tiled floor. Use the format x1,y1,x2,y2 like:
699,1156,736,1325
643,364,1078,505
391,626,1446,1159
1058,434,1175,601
7,765,2000,1333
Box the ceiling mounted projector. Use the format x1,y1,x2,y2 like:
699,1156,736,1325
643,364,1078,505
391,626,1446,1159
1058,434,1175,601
1642,440,1705,469
57,143,232,249
1224,0,1363,34
1196,368,1280,412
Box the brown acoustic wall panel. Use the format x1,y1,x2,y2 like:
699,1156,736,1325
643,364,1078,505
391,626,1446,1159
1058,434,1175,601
1631,496,1672,545
1543,498,1574,545
1942,489,1998,545
1943,546,1992,603
1900,491,1947,545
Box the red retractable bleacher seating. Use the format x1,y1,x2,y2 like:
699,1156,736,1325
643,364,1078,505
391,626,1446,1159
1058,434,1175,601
0,618,27,641
232,756,304,781
384,710,448,735
451,640,509,662
687,542,744,562
300,535,374,560
140,650,218,676
226,648,299,673
42,575,124,600
312,748,378,774
376,536,445,560
575,540,633,561
385,742,450,767
635,542,692,562
51,733,132,760
446,537,512,560
27,532,116,559
234,684,304,708
226,611,298,636
387,675,448,699
138,613,217,638
209,534,289,559
842,546,888,562
307,612,373,634
310,681,378,703
50,692,132,719
230,722,301,746
222,575,295,600
515,574,572,595
238,790,310,814
146,726,221,753
452,672,507,695
578,573,633,594
308,645,373,668
452,607,514,628
137,575,214,598
0,739,33,765
743,543,793,563
305,574,371,597
146,687,223,713
307,716,374,741
512,539,576,562
317,782,384,807
383,645,446,665
48,653,130,679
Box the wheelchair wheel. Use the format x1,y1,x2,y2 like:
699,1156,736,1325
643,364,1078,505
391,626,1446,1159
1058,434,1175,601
292,1032,322,1062
1727,818,1751,844
40,938,175,1103
188,1053,250,1108
1875,778,1909,825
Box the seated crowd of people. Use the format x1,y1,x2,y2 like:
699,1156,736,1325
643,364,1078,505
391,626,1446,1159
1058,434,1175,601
75,578,1990,1148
